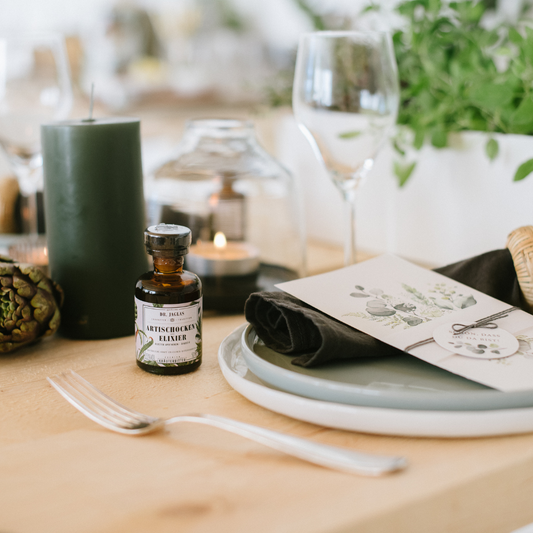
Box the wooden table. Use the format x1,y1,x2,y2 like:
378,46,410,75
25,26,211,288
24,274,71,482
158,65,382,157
2,310,533,533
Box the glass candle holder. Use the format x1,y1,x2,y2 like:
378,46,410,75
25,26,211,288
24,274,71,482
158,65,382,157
146,119,306,312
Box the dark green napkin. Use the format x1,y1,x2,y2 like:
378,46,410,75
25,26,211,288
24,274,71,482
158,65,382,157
244,249,527,367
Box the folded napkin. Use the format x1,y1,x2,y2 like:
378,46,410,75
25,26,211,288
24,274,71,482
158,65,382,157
244,249,527,367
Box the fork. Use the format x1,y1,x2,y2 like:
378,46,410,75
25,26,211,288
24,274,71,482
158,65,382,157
47,370,407,476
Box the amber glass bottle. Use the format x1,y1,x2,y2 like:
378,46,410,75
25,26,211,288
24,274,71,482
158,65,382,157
135,224,202,375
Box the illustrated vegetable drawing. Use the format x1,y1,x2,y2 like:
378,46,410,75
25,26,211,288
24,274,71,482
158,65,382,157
0,256,63,353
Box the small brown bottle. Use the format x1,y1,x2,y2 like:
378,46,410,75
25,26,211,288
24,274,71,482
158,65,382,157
135,224,202,375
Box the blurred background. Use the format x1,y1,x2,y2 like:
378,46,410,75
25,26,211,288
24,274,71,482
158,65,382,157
0,0,384,112
0,0,529,267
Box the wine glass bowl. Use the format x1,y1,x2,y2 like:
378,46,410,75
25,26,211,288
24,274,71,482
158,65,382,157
0,32,72,235
293,31,399,264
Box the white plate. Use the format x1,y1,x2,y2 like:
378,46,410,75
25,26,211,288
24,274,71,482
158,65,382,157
218,324,533,437
239,325,533,411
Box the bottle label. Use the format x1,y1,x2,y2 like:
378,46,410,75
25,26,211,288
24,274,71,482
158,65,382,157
135,298,202,366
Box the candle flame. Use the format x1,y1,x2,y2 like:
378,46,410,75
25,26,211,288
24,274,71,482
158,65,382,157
214,232,227,249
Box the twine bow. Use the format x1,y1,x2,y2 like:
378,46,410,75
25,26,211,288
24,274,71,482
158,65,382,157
405,306,520,353
451,307,519,335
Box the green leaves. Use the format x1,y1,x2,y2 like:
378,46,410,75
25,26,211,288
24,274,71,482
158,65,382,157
136,328,154,362
485,138,499,161
294,0,327,30
430,130,447,148
361,2,380,13
449,1,484,24
514,159,533,182
338,131,362,139
469,83,515,111
394,161,417,186
509,27,523,46
138,337,154,360
395,0,501,139
508,97,533,134
393,0,533,184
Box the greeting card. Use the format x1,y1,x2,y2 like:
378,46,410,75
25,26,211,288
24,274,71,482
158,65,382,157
277,255,533,392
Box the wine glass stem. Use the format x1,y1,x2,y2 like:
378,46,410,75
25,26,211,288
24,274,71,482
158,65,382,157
343,194,357,266
12,160,42,236
24,191,39,236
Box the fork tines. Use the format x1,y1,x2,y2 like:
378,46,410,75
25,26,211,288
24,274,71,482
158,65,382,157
47,370,156,432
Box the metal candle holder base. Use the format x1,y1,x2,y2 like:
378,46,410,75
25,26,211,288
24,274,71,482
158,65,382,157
199,263,298,313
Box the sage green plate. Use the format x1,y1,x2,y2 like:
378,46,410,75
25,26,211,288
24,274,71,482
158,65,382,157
241,324,533,411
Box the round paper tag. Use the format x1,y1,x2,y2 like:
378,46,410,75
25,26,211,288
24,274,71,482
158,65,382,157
433,323,519,359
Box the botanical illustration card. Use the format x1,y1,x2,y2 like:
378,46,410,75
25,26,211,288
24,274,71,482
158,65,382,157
277,255,533,392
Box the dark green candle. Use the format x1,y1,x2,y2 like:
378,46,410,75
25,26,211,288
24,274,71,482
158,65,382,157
41,117,149,339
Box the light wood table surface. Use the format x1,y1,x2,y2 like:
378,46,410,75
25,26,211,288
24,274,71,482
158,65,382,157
0,233,529,533
2,302,533,533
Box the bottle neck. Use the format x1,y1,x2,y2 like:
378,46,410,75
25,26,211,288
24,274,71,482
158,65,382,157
153,256,184,274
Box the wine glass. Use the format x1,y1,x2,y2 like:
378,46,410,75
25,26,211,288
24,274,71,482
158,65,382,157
293,31,399,265
0,33,72,246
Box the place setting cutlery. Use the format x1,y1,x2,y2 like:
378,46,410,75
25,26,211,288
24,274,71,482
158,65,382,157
47,369,407,477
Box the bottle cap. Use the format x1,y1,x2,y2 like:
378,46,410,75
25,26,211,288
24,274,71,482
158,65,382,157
144,224,192,256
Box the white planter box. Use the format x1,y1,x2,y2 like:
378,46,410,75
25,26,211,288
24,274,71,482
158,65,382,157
276,115,533,267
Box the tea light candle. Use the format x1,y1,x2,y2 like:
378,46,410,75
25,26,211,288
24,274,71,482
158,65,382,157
187,232,260,276
8,238,49,274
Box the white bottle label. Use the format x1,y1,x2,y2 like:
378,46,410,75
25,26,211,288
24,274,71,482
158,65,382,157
135,298,202,366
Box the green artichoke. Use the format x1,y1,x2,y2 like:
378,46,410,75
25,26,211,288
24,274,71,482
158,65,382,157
0,255,63,353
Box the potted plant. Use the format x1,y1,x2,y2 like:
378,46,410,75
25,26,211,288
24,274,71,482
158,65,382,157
269,0,533,265
388,0,533,184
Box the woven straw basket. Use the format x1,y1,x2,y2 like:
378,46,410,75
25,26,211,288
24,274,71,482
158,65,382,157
507,226,533,311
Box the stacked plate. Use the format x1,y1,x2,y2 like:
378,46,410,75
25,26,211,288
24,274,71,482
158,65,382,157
218,324,533,437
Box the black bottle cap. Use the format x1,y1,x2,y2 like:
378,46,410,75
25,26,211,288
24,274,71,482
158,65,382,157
144,224,192,256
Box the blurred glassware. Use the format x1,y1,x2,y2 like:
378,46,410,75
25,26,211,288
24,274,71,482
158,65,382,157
8,235,49,274
293,31,399,265
161,0,267,103
0,32,72,237
0,176,19,234
81,0,277,109
146,118,306,312
81,3,172,110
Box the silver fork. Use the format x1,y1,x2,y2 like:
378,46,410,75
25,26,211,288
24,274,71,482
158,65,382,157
47,370,407,476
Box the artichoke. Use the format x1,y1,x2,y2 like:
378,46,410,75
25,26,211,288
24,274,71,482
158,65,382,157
0,255,63,353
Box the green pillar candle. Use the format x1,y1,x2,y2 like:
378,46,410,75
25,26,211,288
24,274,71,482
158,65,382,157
41,117,149,339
